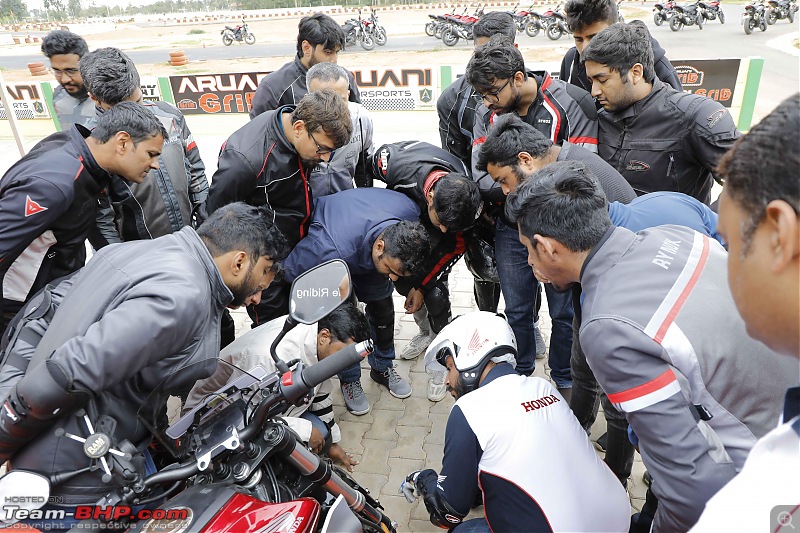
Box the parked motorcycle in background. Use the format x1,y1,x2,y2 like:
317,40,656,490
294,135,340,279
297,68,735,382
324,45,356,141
0,261,397,533
524,9,545,36
343,10,375,51
366,9,387,46
698,0,726,22
742,0,769,33
653,0,677,25
766,0,797,24
441,4,484,46
542,2,571,40
669,2,705,30
221,19,255,45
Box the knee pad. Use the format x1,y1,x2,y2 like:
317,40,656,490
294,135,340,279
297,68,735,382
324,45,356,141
365,297,395,350
424,284,452,334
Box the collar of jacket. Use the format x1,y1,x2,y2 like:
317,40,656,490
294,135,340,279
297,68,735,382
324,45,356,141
269,105,300,155
580,225,633,286
173,226,234,308
293,55,309,79
479,362,517,388
70,124,113,190
607,78,666,123
526,69,550,112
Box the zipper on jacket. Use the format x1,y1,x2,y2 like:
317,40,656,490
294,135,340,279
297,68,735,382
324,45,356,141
611,122,628,171
158,164,183,231
667,153,674,178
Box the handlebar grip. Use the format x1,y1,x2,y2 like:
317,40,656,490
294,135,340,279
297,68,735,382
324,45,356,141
301,340,372,389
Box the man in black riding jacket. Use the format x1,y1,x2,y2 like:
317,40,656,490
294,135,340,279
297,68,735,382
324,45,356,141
583,22,740,203
370,141,482,401
560,0,682,103
250,13,360,118
202,90,353,328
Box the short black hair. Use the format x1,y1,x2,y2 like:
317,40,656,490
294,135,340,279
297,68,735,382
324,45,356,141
465,35,526,94
508,160,611,252
433,174,483,232
473,11,517,40
41,30,88,58
296,13,346,57
582,21,655,83
380,221,431,276
564,0,619,32
198,203,290,267
79,47,140,106
717,93,800,251
90,101,168,145
318,303,370,343
292,89,353,150
477,114,553,172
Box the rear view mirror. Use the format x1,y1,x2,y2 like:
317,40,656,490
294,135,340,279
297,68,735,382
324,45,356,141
289,260,352,325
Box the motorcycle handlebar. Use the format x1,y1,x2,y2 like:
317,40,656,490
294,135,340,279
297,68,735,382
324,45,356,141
300,340,372,390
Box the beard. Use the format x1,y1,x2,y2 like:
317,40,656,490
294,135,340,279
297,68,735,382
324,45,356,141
446,375,468,400
489,89,522,116
301,157,323,169
63,82,89,99
229,264,258,308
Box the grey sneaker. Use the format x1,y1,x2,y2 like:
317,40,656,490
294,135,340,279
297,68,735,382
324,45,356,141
340,381,370,415
534,324,548,360
399,330,432,360
427,369,447,402
370,367,412,399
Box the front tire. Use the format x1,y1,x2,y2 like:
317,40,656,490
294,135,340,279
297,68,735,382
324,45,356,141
442,28,459,46
244,33,255,44
759,18,768,29
425,22,436,36
743,15,754,33
654,11,664,24
767,9,777,23
546,23,563,40
669,15,684,30
719,9,726,22
360,34,375,50
788,8,794,22
697,13,704,27
374,29,387,45
525,20,541,36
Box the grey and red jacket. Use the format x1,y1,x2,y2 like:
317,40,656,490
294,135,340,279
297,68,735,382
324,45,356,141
372,140,473,293
90,100,208,246
597,78,740,204
579,225,797,532
249,56,361,119
472,70,598,207
0,125,111,321
202,106,312,247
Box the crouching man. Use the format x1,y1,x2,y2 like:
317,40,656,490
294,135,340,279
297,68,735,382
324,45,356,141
185,303,369,471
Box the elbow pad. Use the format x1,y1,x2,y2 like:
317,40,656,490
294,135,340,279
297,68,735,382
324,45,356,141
0,360,89,463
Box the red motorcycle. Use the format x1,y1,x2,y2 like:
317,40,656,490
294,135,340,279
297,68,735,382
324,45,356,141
0,261,396,533
653,0,677,25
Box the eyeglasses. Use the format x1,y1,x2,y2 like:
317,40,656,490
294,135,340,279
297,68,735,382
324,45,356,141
308,130,334,155
50,67,80,78
476,78,512,102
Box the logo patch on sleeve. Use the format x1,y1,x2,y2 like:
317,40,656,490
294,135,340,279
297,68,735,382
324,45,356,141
25,195,48,217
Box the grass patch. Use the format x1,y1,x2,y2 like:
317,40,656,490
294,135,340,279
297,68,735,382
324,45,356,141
188,29,205,34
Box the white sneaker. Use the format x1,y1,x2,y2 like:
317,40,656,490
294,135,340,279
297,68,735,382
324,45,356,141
428,369,447,402
399,330,432,360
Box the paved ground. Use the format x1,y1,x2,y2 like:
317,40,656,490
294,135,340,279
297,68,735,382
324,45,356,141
229,259,649,532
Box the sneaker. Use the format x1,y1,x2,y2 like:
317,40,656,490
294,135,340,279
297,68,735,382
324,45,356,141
534,325,547,360
370,367,412,399
340,381,370,415
427,370,447,402
594,431,608,453
399,330,432,360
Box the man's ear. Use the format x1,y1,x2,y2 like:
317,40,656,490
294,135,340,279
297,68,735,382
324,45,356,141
317,328,331,346
113,131,132,155
513,70,525,86
517,152,537,173
229,251,248,277
426,189,435,207
292,119,306,138
766,199,800,273
533,234,559,261
301,40,312,57
373,237,385,256
630,63,645,84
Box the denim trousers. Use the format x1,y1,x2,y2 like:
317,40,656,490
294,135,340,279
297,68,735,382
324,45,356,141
452,517,491,532
494,219,573,387
339,273,396,383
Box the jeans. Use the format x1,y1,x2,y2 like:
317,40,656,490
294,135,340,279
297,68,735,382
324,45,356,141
301,411,332,454
569,315,634,484
452,517,491,532
494,219,574,386
339,273,396,383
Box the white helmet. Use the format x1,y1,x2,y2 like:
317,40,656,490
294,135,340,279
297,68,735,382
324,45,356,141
423,312,517,395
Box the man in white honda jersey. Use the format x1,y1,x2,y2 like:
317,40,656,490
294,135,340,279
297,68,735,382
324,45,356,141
400,312,629,532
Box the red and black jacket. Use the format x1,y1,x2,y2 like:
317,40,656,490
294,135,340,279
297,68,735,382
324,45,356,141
202,106,312,248
0,125,110,321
